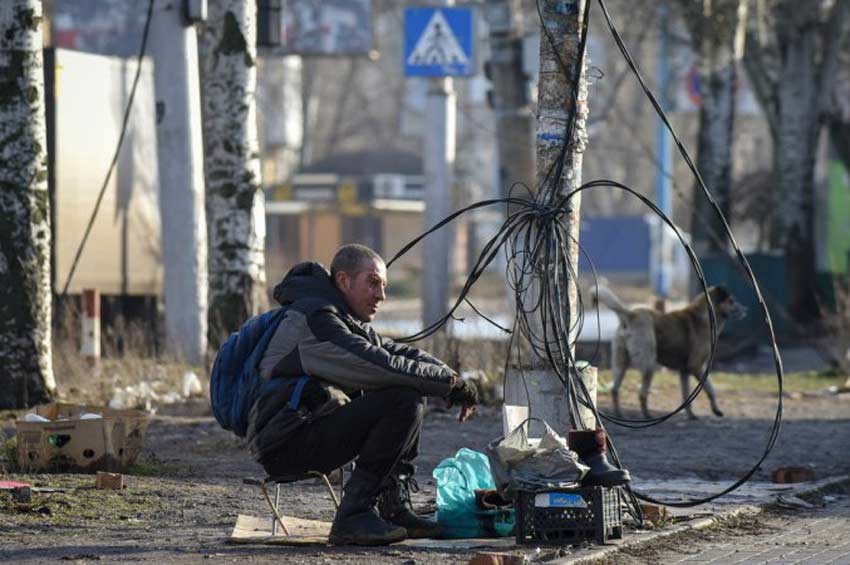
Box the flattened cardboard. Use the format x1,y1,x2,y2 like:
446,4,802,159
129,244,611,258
16,403,149,473
229,514,331,545
228,514,517,549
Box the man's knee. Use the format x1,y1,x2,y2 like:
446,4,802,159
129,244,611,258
380,387,425,422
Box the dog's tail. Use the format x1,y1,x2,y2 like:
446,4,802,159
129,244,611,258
591,286,632,321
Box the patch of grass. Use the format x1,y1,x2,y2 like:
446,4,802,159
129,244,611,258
0,473,164,527
51,304,203,408
0,429,18,473
52,347,203,408
597,368,843,396
124,454,190,478
712,370,844,393
4,436,18,471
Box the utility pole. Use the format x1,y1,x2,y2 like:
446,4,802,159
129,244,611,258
150,0,208,364
422,0,457,330
504,0,592,436
484,0,536,199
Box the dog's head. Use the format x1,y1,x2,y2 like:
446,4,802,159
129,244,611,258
707,285,747,321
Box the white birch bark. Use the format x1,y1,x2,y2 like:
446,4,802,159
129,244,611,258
536,0,589,348
677,0,745,254
504,0,590,436
0,0,55,408
198,0,267,344
828,41,850,169
743,0,850,321
773,12,822,322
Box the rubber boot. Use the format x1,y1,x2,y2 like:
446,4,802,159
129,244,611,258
568,429,631,487
328,469,407,546
378,475,443,539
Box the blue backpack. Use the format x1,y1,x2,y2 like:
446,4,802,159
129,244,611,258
210,307,290,437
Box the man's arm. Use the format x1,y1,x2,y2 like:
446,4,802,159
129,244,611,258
298,309,455,397
375,330,451,370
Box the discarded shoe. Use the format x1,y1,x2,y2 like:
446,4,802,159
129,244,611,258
567,429,631,487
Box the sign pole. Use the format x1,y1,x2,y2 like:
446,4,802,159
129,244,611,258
422,74,456,329
404,2,472,331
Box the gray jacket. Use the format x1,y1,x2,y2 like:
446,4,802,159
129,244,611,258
246,262,455,461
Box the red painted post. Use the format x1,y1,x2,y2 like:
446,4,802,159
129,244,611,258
81,289,100,367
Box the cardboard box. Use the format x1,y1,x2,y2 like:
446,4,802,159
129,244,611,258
95,471,125,490
16,403,149,473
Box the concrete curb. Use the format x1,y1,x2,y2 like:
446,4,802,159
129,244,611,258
547,474,850,565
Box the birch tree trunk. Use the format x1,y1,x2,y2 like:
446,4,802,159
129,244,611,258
828,42,850,171
774,27,820,323
198,0,267,346
536,0,589,349
677,0,746,255
0,0,55,408
744,0,850,324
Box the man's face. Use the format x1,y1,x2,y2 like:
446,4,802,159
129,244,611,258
336,258,387,322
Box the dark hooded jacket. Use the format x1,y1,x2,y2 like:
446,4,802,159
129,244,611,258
246,262,456,463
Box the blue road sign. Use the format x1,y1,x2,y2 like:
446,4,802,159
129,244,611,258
404,7,475,77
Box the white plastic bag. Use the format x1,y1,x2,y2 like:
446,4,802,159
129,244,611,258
487,418,588,494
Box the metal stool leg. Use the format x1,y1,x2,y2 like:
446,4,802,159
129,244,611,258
260,481,290,536
272,483,281,535
339,466,345,503
308,471,340,509
252,470,347,537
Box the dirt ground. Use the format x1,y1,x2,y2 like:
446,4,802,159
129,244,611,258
2,369,849,564
598,481,850,564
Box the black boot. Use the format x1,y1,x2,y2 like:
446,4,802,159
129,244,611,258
329,469,407,546
378,475,443,539
568,429,631,487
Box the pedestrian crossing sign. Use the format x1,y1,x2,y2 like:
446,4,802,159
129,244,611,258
404,7,475,77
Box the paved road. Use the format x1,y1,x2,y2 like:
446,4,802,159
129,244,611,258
604,491,850,565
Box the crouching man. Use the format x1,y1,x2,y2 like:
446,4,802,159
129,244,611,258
246,244,479,545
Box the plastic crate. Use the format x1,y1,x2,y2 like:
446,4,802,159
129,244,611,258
515,486,623,545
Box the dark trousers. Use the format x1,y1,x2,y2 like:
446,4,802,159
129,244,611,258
260,387,425,483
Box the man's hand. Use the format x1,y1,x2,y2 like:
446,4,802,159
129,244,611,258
448,378,479,406
447,378,479,421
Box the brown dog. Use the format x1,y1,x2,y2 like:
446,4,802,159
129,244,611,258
594,285,746,420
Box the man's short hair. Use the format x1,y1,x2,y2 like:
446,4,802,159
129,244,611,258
330,244,383,279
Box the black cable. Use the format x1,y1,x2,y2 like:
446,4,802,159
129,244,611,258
385,0,783,513
592,0,783,507
60,0,155,297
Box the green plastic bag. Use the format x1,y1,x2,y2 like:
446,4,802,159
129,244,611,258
433,448,515,538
